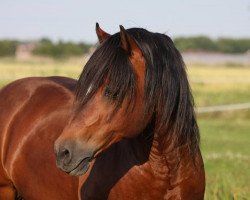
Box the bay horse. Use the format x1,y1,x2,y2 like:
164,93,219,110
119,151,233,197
0,24,205,199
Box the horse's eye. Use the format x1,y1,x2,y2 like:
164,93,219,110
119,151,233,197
104,87,119,100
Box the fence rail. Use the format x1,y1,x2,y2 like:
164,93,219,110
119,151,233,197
196,102,250,113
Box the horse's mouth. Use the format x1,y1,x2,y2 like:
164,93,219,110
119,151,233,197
63,133,118,176
67,157,92,176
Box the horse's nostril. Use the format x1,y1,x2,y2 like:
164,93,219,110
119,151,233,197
62,148,70,157
56,146,72,165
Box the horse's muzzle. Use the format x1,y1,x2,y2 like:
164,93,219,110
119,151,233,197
54,140,94,176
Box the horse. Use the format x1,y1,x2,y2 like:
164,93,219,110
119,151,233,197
55,24,206,199
0,24,205,199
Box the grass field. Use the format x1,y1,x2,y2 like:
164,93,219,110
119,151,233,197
0,57,84,86
0,57,250,199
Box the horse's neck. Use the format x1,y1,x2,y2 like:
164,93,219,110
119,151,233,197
147,139,169,176
125,134,171,177
132,130,185,178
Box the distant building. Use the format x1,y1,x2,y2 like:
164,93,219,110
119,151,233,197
15,42,37,60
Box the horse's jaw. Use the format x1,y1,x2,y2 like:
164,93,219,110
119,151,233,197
67,157,92,176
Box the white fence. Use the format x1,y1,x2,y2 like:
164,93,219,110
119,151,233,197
196,102,250,113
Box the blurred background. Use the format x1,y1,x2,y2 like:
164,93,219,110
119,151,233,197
0,0,249,199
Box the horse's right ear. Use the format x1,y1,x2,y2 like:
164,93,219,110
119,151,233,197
96,23,110,43
119,25,142,57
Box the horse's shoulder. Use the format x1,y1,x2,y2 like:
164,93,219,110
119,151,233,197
0,76,76,127
46,76,77,92
1,76,76,100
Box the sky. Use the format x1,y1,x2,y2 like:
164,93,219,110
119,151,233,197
0,0,249,43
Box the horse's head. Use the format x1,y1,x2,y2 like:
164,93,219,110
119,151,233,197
54,24,150,176
54,24,199,177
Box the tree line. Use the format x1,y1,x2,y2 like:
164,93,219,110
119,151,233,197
33,38,92,58
0,36,249,58
0,38,92,58
174,36,250,53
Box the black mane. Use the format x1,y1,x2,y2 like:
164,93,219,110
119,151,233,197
75,28,199,156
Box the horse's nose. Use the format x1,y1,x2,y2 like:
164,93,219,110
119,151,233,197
54,140,94,175
54,140,75,168
55,146,72,165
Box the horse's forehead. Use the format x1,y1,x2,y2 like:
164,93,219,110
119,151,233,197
86,84,93,96
129,52,146,86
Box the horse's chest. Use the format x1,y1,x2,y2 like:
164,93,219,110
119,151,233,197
110,166,167,200
81,164,168,200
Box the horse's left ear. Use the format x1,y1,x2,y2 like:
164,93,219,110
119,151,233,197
96,23,110,43
119,25,142,57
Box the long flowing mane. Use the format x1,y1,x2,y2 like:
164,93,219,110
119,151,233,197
75,28,199,156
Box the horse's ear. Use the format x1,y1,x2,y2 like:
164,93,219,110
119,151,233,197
119,25,142,57
96,23,110,43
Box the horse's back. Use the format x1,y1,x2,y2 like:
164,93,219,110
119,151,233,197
0,77,79,200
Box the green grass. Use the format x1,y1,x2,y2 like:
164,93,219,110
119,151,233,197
199,114,250,200
190,65,250,199
0,58,250,199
